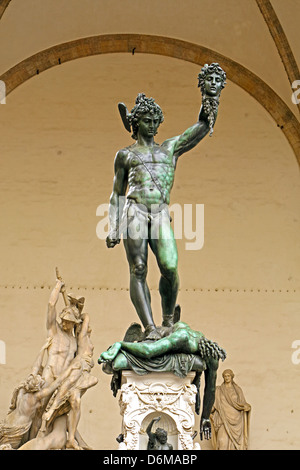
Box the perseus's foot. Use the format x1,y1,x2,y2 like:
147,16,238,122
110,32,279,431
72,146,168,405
144,325,161,341
98,342,122,363
162,314,174,328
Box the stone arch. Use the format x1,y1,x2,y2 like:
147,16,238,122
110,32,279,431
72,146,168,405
1,33,299,166
255,0,300,114
0,0,12,21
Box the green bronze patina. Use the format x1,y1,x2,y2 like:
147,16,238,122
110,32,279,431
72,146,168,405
106,64,226,340
101,65,227,442
99,320,226,440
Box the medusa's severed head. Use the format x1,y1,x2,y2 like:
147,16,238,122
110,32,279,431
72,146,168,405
198,63,226,97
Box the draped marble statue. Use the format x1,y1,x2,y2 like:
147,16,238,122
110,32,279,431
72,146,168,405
210,369,251,450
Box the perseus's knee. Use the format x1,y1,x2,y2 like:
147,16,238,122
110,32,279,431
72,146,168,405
131,262,147,280
160,263,178,281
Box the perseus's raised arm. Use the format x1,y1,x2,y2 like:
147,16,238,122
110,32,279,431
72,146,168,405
165,62,226,160
170,111,211,159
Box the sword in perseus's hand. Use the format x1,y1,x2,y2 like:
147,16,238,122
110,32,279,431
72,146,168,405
55,267,69,306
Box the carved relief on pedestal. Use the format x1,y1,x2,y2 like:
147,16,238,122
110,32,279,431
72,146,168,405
118,371,200,450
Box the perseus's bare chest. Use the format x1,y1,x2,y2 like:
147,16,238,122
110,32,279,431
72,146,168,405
127,145,174,168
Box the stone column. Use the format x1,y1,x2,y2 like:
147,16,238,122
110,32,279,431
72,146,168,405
117,371,200,450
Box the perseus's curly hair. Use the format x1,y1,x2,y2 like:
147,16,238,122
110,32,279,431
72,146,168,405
197,63,227,95
129,93,164,140
198,336,227,362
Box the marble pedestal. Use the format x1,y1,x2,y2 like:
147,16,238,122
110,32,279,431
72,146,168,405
117,371,200,450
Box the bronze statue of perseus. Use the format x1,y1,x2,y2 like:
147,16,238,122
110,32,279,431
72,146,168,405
106,63,226,340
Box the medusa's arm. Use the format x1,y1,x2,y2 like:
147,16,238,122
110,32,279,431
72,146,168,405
200,358,218,440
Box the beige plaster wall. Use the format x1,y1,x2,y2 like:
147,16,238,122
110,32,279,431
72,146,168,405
0,54,299,450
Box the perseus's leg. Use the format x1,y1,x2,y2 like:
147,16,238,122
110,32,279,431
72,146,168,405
123,217,160,339
149,212,179,326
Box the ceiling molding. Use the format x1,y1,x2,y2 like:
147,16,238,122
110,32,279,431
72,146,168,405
1,33,299,167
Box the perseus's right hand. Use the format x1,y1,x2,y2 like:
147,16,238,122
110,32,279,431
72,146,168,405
106,232,120,248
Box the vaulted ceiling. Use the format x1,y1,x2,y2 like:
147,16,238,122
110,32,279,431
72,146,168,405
0,0,299,166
